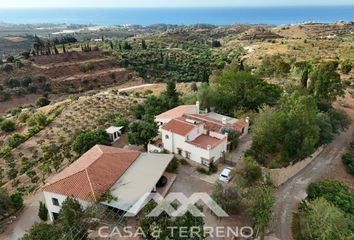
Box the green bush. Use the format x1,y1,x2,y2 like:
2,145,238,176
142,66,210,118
1,64,13,73
4,77,20,88
196,166,209,175
73,129,111,155
38,201,48,221
166,157,179,173
113,118,129,128
10,192,23,210
307,179,354,216
79,62,94,73
341,60,352,74
5,133,27,148
209,161,218,174
243,158,263,185
35,97,51,108
27,113,48,127
342,152,354,176
0,119,16,132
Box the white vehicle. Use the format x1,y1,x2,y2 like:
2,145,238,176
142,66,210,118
218,167,233,183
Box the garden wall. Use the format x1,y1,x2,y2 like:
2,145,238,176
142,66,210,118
262,146,324,187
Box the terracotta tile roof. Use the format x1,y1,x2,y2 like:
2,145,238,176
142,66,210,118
184,114,247,133
156,105,197,119
43,145,140,201
184,114,223,132
188,134,226,150
161,118,196,136
233,119,247,132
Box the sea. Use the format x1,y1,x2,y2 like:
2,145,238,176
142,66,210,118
0,6,353,26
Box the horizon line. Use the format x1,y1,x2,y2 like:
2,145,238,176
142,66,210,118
1,4,354,9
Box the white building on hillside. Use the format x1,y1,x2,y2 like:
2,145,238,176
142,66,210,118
42,145,173,221
149,103,249,166
149,116,228,166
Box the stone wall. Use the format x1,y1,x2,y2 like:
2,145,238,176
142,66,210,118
262,146,324,187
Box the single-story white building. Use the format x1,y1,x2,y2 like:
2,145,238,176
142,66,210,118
43,145,173,221
106,126,124,142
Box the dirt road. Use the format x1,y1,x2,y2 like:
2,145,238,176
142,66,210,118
268,96,354,240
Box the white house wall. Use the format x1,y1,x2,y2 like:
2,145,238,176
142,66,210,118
43,191,92,222
161,129,227,165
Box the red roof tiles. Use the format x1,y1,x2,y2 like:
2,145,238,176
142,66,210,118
43,145,140,201
161,118,196,136
184,114,247,133
156,105,197,119
188,134,226,150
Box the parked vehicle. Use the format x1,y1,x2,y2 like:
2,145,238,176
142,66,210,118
218,167,233,183
156,176,168,188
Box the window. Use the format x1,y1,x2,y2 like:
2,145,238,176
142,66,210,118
201,159,209,166
52,198,59,206
177,148,182,155
165,134,169,139
185,151,191,159
52,212,59,220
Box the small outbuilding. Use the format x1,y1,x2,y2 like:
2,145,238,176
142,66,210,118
106,126,124,142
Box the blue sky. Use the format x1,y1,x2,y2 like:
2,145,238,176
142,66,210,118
1,0,353,8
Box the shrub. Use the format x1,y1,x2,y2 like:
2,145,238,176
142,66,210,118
80,62,94,73
209,161,218,174
73,129,111,155
307,179,354,216
166,157,179,173
0,64,13,73
342,152,354,176
212,182,242,214
4,77,20,88
35,97,51,108
0,119,16,132
5,133,27,148
341,60,352,74
6,55,15,63
196,166,209,175
21,222,61,240
10,192,23,210
27,113,48,127
113,118,129,128
243,157,263,185
17,112,30,123
38,201,48,221
0,90,11,102
21,76,32,87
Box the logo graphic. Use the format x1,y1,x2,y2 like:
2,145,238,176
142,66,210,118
125,192,229,217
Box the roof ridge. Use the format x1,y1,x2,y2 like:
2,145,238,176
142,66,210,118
85,168,97,201
175,117,197,127
185,114,221,125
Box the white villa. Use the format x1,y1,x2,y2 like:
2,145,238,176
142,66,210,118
149,102,249,166
42,145,173,221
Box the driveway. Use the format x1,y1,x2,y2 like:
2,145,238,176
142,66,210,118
0,192,43,240
226,134,252,163
267,123,353,240
170,164,250,240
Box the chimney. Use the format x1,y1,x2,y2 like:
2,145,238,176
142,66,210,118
196,101,200,114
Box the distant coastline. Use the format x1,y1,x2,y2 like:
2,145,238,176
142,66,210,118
0,6,353,25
